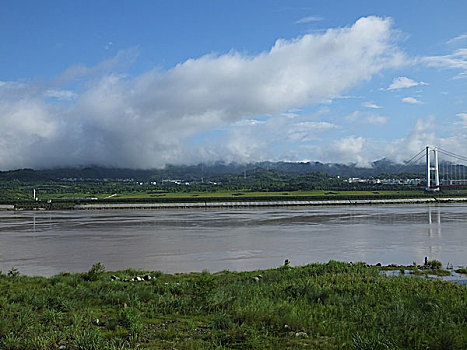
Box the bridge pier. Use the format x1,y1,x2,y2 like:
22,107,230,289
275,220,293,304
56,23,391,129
426,146,440,192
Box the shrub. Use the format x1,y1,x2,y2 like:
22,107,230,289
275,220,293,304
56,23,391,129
85,262,105,281
426,259,442,269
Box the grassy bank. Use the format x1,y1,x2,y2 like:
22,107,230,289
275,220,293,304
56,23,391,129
1,261,466,349
5,187,467,210
19,189,467,202
46,190,427,200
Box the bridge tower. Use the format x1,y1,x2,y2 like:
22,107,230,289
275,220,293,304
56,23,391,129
426,146,440,192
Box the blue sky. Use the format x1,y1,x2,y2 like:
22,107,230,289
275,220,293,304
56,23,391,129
0,0,466,169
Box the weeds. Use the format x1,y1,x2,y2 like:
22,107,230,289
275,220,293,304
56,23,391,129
352,332,395,350
0,261,465,349
74,328,105,350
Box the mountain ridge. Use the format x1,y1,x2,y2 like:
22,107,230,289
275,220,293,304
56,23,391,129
0,160,427,182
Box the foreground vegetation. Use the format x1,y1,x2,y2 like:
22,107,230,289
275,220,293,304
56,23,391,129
1,261,466,349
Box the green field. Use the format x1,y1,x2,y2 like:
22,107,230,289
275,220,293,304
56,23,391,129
41,188,467,203
4,176,467,206
46,189,425,200
1,261,466,349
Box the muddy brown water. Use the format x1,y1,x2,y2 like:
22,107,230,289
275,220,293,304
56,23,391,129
0,204,465,277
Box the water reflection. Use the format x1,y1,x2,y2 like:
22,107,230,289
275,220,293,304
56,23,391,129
427,206,441,259
427,206,441,229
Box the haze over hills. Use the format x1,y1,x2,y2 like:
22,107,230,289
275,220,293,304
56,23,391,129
0,160,426,183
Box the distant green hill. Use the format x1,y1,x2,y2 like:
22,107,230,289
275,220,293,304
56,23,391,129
0,160,429,182
0,169,52,182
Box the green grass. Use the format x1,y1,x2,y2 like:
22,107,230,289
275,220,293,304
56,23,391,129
44,188,467,201
1,261,466,349
7,182,467,205
45,189,427,200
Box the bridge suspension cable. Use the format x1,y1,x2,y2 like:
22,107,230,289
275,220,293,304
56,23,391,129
437,147,467,163
436,147,467,186
388,148,426,176
373,146,467,189
403,149,426,165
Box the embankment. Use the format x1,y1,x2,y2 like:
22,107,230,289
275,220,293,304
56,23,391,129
73,197,467,210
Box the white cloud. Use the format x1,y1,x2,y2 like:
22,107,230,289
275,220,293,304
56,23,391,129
386,115,467,165
447,34,467,44
387,76,427,90
191,111,340,164
55,48,139,84
209,112,463,167
346,110,388,125
45,89,78,101
302,114,466,167
232,119,266,127
423,49,467,79
0,80,27,92
296,16,323,24
386,116,436,163
323,136,372,167
366,115,388,125
456,112,467,127
0,16,407,170
402,97,422,104
287,121,337,142
345,110,361,122
304,115,456,167
362,101,382,109
104,41,113,50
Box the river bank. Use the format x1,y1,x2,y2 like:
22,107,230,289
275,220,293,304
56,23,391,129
3,196,467,211
74,196,467,210
1,261,465,349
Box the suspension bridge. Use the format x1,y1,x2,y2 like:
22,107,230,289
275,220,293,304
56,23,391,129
405,146,467,192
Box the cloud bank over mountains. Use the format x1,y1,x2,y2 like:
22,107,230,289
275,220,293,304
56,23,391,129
0,16,461,170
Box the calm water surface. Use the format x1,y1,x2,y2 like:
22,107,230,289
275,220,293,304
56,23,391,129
0,204,465,276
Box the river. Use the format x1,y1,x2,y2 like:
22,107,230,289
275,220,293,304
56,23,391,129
0,204,465,277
